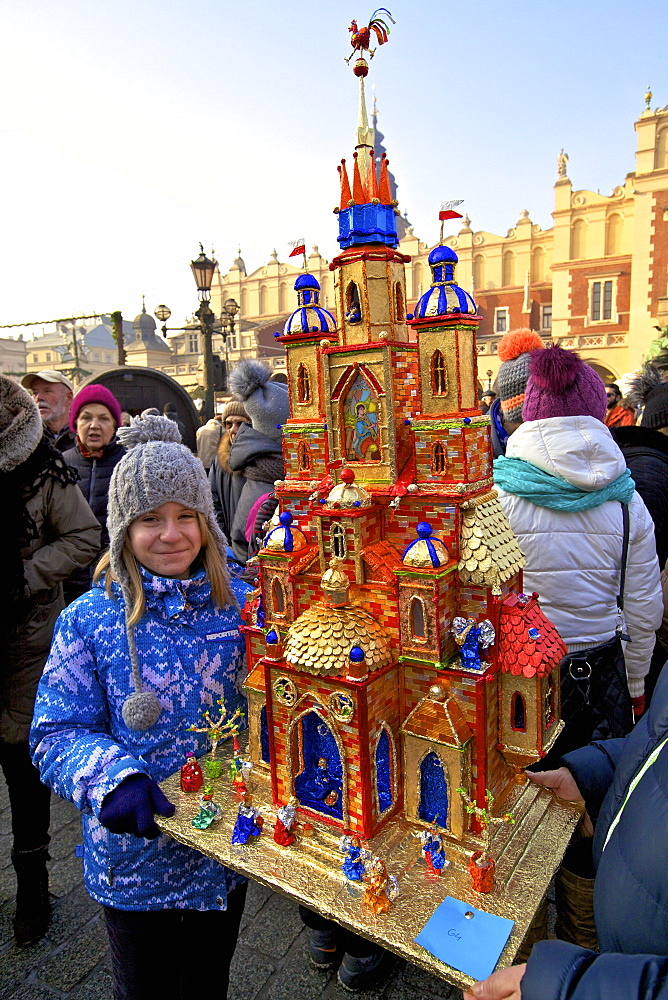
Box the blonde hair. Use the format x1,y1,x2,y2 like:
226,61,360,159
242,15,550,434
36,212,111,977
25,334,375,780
93,512,234,626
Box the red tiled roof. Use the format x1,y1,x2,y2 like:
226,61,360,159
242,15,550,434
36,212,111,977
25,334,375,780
288,544,320,577
361,540,402,584
497,593,566,678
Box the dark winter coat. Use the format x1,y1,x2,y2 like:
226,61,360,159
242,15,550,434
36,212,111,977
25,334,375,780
521,662,668,999
62,440,125,600
4,479,101,742
46,424,76,454
209,432,246,554
222,422,283,565
610,424,668,566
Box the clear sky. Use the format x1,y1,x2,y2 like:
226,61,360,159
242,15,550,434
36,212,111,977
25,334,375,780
1,0,666,336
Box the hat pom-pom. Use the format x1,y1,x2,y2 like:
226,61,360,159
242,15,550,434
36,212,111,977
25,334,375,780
122,691,162,730
117,414,182,452
497,328,544,363
628,363,664,407
529,345,584,392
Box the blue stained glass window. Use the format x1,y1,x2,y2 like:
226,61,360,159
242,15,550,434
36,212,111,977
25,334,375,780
375,728,393,813
260,705,271,763
294,712,343,820
419,751,448,826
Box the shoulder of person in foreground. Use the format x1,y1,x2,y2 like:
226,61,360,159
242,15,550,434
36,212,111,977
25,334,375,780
521,939,668,1000
30,582,150,816
23,479,101,594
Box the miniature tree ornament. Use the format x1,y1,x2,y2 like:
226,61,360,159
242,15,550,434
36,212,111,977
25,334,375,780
457,787,515,893
187,698,243,779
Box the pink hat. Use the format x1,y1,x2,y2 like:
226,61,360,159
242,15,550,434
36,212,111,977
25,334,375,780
523,346,607,422
70,384,123,432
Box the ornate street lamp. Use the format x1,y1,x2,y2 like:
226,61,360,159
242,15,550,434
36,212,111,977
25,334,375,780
190,245,218,420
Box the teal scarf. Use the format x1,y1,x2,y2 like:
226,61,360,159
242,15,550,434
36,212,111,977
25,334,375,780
493,455,635,511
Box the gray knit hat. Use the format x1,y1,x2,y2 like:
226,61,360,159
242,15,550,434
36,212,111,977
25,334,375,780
229,360,289,441
108,413,232,730
496,329,545,424
0,376,43,472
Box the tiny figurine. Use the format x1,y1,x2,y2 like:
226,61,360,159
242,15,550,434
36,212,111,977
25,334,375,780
305,757,337,801
361,856,397,915
452,616,496,670
340,835,369,881
205,759,224,780
419,826,449,876
191,787,223,830
187,697,243,761
180,753,203,793
457,786,515,893
229,741,252,801
231,794,264,845
274,799,297,846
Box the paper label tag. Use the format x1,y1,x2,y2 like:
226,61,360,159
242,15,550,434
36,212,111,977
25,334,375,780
415,895,514,982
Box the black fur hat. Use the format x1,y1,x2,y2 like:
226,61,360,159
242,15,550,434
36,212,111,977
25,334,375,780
629,365,668,430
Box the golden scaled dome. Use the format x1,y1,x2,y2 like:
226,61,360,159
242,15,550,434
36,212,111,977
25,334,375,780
284,602,392,676
322,557,348,591
324,468,371,510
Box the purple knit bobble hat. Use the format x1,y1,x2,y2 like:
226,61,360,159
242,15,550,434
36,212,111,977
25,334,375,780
70,384,123,432
523,346,607,422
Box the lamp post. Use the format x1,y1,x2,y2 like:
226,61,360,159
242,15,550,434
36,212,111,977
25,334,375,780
190,246,218,420
219,297,239,381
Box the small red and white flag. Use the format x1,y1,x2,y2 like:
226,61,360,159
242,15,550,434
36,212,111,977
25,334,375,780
439,200,464,221
288,238,306,258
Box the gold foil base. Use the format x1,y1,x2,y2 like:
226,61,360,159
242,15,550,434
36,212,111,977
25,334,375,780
158,739,581,991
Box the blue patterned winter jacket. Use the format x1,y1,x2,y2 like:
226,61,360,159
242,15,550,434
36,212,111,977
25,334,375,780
30,569,250,912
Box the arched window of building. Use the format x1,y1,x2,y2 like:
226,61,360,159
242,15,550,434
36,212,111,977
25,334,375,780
532,246,546,283
240,288,248,316
412,261,424,297
395,282,404,321
511,692,526,732
331,523,346,559
656,128,668,170
297,363,311,403
430,351,448,395
502,250,516,287
343,372,381,463
260,705,271,763
410,597,426,639
473,254,486,290
570,218,587,260
605,214,623,256
297,441,311,473
545,674,556,728
375,728,393,813
259,284,268,315
271,578,285,615
345,281,362,324
419,752,448,826
279,281,288,311
432,441,446,474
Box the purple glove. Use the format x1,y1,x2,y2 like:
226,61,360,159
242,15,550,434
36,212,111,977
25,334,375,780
99,773,175,839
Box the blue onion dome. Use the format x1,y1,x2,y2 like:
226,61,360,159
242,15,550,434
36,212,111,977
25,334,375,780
283,274,336,336
413,245,477,319
402,522,449,568
264,510,308,553
265,629,279,644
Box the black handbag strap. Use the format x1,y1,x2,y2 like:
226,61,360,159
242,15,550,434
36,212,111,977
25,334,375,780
617,502,630,612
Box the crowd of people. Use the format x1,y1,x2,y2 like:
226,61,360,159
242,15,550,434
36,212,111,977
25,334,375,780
1,344,668,999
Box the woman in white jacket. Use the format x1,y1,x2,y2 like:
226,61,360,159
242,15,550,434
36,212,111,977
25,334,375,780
494,346,662,741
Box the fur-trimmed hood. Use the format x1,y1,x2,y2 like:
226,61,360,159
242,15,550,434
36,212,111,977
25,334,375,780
0,376,43,472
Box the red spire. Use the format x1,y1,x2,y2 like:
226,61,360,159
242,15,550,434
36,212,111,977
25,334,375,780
338,159,352,209
379,153,392,205
368,149,380,201
352,152,367,204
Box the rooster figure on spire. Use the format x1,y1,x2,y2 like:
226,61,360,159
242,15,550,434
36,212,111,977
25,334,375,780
345,9,395,63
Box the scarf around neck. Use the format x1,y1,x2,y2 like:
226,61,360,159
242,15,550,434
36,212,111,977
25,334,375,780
493,454,636,511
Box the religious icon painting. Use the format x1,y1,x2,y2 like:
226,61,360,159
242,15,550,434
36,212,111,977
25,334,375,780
343,373,381,462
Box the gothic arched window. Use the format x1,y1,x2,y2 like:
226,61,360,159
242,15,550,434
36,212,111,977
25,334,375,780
395,282,404,321
297,363,311,403
410,597,426,639
297,441,311,473
331,523,346,559
432,441,446,474
431,351,448,396
511,692,526,732
346,281,362,324
271,578,285,615
375,728,393,814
